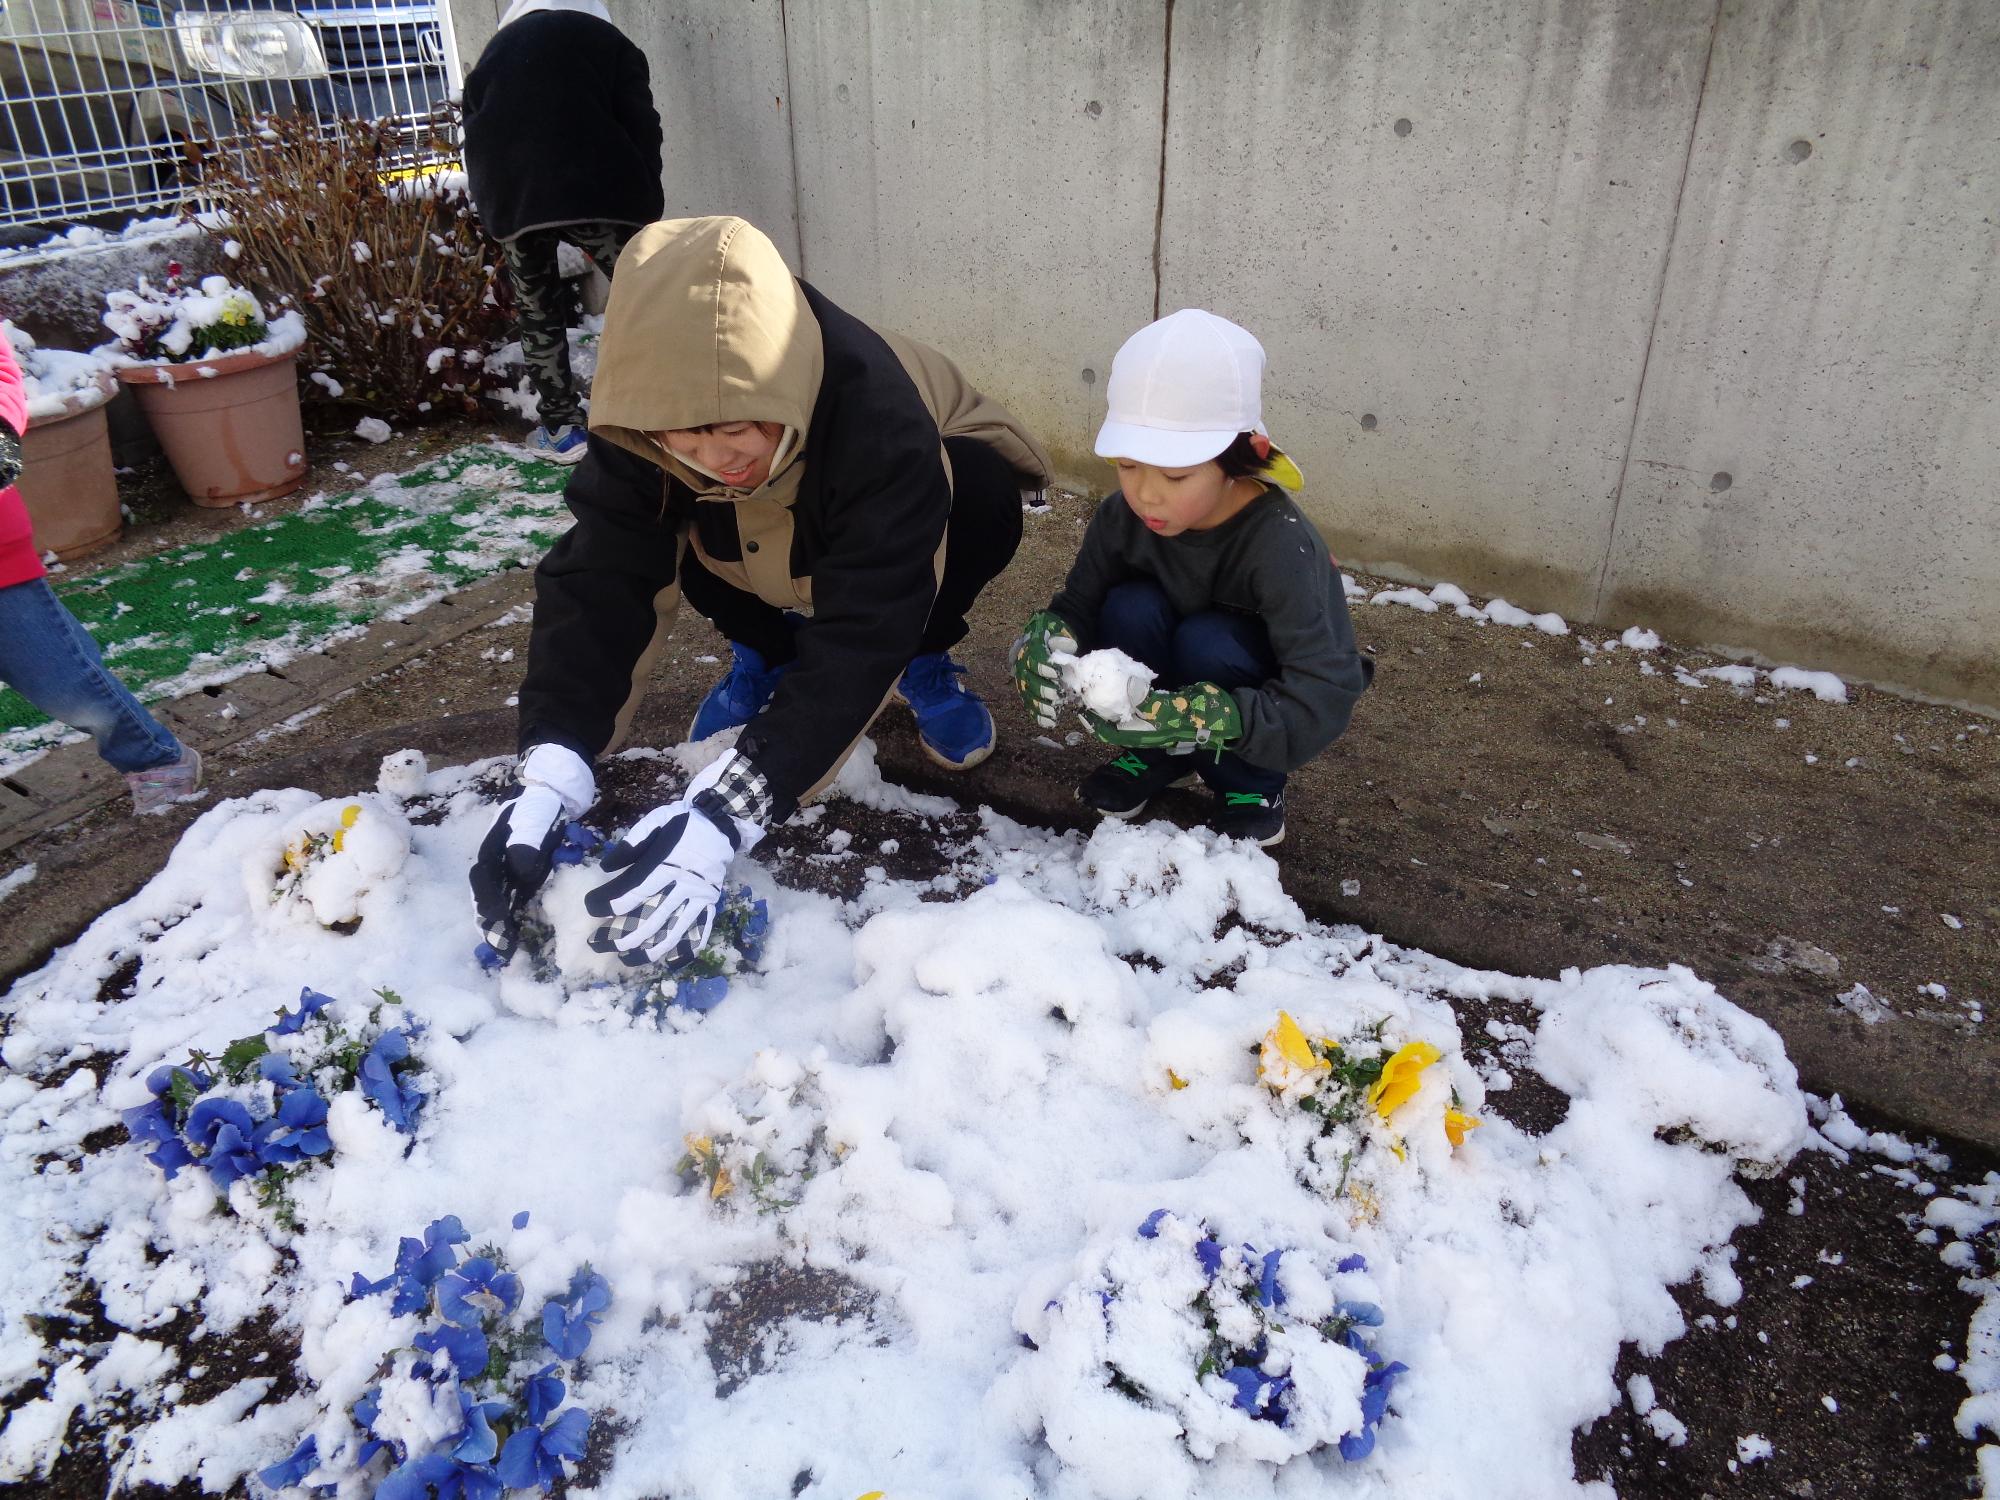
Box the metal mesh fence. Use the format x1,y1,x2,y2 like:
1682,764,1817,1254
0,0,453,234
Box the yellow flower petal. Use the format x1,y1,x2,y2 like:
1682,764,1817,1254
1386,1139,1407,1162
1166,1068,1189,1091
1258,1010,1330,1090
857,1492,886,1500
711,1165,734,1200
1367,1040,1443,1120
340,805,362,829
1445,1108,1483,1148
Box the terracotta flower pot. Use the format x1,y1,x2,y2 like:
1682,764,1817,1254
118,345,308,507
17,386,123,560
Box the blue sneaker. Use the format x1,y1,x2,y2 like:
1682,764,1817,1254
689,641,794,742
527,423,588,464
894,651,994,770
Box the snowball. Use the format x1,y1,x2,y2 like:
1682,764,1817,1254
1619,626,1661,651
375,749,430,800
1059,647,1156,726
1769,666,1848,703
354,417,392,444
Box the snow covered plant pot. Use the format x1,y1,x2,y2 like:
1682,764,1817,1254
103,266,310,507
4,321,121,559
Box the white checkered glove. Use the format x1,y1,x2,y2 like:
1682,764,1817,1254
469,743,594,958
583,751,768,968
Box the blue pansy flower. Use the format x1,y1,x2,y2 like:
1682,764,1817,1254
522,1364,566,1426
541,1269,610,1360
438,1257,522,1327
270,987,337,1036
1336,1253,1367,1274
253,1086,332,1166
1137,1209,1171,1239
672,974,730,1013
186,1097,262,1188
256,1434,318,1491
1257,1248,1285,1309
350,1216,469,1314
1194,1237,1223,1279
352,1387,392,1466
377,1452,500,1500
148,1064,213,1096
414,1321,489,1379
1333,1300,1384,1330
359,1029,424,1133
550,821,605,867
256,1052,302,1089
736,892,770,962
495,1407,591,1492
449,1388,511,1464
121,1099,197,1178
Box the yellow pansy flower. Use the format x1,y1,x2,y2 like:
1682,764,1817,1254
710,1165,734,1200
331,803,362,853
1258,1010,1330,1089
1445,1108,1482,1148
1367,1040,1442,1120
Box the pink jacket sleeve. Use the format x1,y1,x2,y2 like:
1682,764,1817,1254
0,333,26,438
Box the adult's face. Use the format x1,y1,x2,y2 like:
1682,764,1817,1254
659,421,785,490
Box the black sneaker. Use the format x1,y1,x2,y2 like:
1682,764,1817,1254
1076,750,1196,818
1213,789,1286,847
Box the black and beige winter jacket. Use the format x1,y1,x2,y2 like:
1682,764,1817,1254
517,215,1052,822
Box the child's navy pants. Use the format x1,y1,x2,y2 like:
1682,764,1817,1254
1098,579,1286,798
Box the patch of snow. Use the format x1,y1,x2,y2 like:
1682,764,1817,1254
1769,667,1848,704
354,417,393,445
0,864,36,908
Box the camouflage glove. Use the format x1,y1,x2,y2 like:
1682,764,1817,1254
1084,682,1244,751
1009,609,1077,729
0,420,21,492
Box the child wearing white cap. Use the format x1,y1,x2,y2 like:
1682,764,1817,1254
1011,309,1372,845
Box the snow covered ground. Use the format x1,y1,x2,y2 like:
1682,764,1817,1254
0,745,1991,1498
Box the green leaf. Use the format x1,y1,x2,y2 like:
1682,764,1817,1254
167,1068,203,1118
220,1034,271,1083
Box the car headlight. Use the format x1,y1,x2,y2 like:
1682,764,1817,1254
173,14,329,80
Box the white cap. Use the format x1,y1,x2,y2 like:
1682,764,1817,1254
1094,308,1268,468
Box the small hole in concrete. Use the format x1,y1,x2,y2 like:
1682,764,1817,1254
1080,367,1096,385
1360,413,1378,431
1394,118,1413,137
1786,138,1813,164
1710,471,1733,492
1084,100,1103,119
836,83,850,102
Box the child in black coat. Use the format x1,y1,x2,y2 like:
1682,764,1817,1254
462,0,663,463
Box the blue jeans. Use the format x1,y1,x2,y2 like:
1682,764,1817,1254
1098,579,1285,798
0,578,182,773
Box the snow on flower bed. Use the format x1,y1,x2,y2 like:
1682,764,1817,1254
101,266,306,367
0,750,1809,1498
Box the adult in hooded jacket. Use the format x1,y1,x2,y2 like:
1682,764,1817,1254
470,216,1052,969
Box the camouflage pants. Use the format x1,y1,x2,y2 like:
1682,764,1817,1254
500,222,636,432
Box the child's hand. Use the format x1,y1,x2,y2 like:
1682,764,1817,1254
1010,610,1078,728
1084,682,1243,751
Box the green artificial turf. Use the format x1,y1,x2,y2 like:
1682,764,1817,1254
0,445,569,745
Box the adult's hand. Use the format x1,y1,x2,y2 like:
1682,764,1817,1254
584,755,766,968
1010,610,1077,729
469,742,596,958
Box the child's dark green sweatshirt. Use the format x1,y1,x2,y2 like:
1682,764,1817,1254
1047,486,1373,772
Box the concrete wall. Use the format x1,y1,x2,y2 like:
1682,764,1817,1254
448,0,2000,706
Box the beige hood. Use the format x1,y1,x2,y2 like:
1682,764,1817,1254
588,216,823,503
